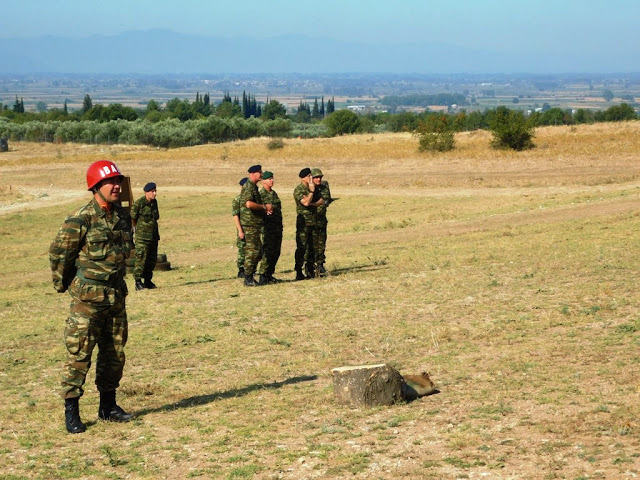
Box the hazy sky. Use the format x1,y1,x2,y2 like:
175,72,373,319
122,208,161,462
3,0,637,52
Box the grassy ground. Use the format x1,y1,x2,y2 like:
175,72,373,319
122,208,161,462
1,123,639,479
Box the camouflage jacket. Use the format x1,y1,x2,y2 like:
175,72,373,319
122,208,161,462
239,180,264,227
293,182,316,226
49,198,133,292
232,195,242,217
131,195,160,243
312,180,332,218
259,187,282,227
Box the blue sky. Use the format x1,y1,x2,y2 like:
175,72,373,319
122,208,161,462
2,0,638,72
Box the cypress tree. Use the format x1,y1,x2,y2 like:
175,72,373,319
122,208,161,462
82,94,93,113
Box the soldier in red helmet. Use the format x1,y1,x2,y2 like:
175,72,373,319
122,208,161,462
49,160,134,433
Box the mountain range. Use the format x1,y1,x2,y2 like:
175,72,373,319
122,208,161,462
0,30,632,75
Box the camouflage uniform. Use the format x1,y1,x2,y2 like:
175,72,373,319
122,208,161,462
131,195,160,283
293,182,317,276
257,186,283,277
239,179,265,276
232,194,246,271
49,198,133,400
312,180,332,265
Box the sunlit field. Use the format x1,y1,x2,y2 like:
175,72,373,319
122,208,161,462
1,122,639,479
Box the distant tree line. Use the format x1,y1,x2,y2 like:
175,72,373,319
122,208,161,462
0,90,636,149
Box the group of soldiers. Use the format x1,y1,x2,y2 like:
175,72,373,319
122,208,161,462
48,159,332,433
233,164,332,286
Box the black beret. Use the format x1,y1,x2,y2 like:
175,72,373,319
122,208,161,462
239,177,248,186
143,182,156,192
299,167,311,178
247,164,262,173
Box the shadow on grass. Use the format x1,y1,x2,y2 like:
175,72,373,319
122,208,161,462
133,374,318,418
172,262,388,287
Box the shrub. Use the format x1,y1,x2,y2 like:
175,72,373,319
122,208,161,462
488,106,535,151
414,114,456,152
267,138,285,150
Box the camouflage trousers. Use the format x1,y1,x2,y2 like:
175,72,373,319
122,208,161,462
242,225,263,276
236,235,246,270
314,217,328,264
295,215,316,276
61,277,128,399
134,240,158,281
258,224,283,275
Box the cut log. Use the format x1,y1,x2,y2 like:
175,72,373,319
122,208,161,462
331,363,404,406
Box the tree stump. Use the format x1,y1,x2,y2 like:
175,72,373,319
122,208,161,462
331,364,404,406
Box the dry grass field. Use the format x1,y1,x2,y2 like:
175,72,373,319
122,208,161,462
1,122,639,479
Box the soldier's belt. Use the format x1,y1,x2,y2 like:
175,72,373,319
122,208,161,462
76,270,126,288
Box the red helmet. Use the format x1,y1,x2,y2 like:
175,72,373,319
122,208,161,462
86,160,124,190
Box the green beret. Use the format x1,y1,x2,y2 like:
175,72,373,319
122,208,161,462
262,171,273,179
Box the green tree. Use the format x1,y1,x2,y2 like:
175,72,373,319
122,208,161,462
488,106,535,151
146,99,160,112
82,94,93,113
262,99,287,120
327,97,335,115
602,89,614,102
325,109,360,136
602,103,637,122
13,96,25,113
573,108,594,124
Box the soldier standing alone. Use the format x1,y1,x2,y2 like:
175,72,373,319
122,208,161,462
257,171,283,284
131,182,160,290
49,160,134,434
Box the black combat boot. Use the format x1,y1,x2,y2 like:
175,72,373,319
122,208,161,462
317,264,327,276
144,278,156,289
257,274,268,286
64,397,87,434
295,268,306,281
98,390,132,422
244,275,257,286
268,273,280,284
305,266,316,279
237,267,245,278
135,279,145,291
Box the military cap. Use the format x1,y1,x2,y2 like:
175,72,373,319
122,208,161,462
299,167,312,178
239,177,248,186
247,164,262,173
262,171,274,179
311,168,324,178
143,182,156,192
